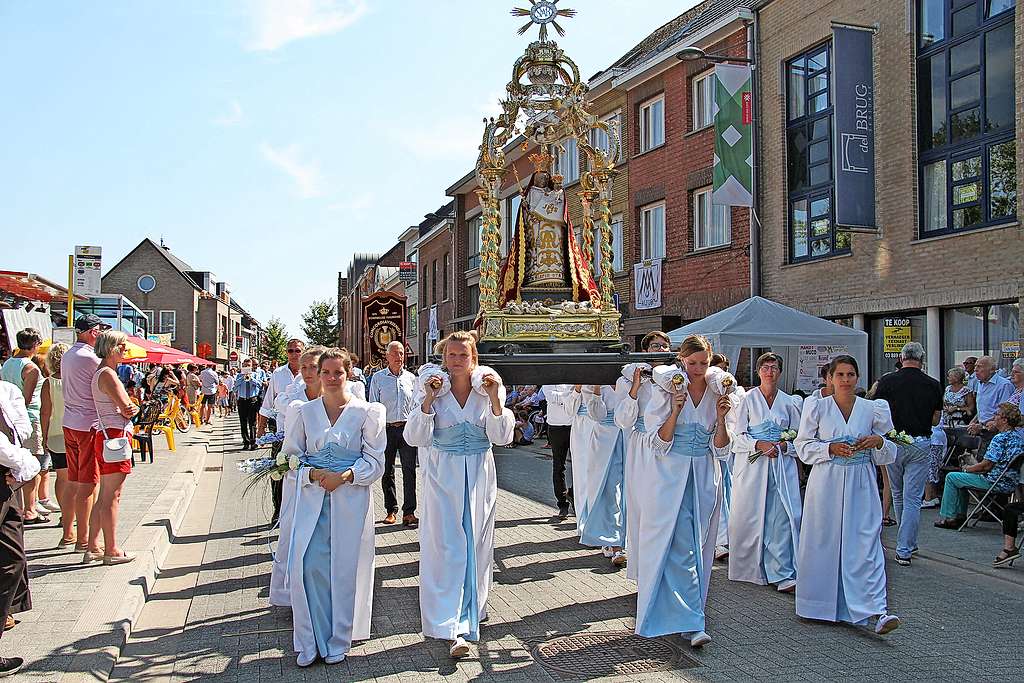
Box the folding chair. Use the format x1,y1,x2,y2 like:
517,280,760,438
958,453,1024,531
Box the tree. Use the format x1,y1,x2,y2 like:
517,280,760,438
301,299,338,346
263,317,289,364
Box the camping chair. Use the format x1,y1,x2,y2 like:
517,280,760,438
958,453,1024,531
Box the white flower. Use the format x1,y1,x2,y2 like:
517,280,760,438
276,452,287,466
269,470,283,481
288,455,300,471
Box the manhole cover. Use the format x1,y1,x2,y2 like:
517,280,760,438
531,630,695,677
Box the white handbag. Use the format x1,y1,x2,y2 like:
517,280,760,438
99,415,133,464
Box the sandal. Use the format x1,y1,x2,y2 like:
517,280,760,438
993,549,1020,567
882,517,897,527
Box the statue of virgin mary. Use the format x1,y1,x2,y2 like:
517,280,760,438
497,158,598,309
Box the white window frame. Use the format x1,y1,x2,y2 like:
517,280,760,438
142,310,154,336
692,70,715,131
555,137,579,184
693,186,731,250
159,310,177,341
639,95,665,153
640,202,666,260
467,215,483,268
588,111,624,164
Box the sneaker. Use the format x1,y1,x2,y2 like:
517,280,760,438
296,651,316,667
38,499,61,513
324,653,346,665
875,614,901,635
449,636,471,658
601,547,614,558
714,545,729,560
689,631,711,647
777,579,797,593
921,498,940,509
894,554,912,566
0,656,23,677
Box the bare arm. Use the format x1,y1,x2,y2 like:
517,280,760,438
21,363,40,407
98,369,138,418
39,380,52,452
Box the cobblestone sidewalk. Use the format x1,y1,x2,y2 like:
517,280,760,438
113,423,1024,682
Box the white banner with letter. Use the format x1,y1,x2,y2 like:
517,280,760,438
633,259,662,311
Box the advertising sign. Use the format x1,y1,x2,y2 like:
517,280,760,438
882,317,912,358
797,344,850,393
73,245,102,297
362,291,407,373
832,26,876,230
399,261,417,284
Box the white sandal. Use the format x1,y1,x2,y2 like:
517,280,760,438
449,636,470,658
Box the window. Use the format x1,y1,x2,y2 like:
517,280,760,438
693,187,731,249
786,44,850,262
431,259,437,304
467,215,482,268
594,214,624,279
639,96,665,152
468,285,480,317
640,202,665,260
917,1,1016,236
943,302,1019,374
158,311,176,341
589,112,624,163
142,310,154,336
554,138,579,184
220,314,228,345
692,70,714,130
137,274,156,293
442,253,449,301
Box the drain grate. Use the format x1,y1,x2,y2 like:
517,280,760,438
204,466,223,472
530,630,696,677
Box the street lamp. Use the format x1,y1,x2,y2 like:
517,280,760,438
675,46,753,63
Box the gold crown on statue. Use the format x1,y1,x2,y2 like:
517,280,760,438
528,151,553,174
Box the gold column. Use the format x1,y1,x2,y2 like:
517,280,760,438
577,187,599,304
591,168,615,306
476,166,505,312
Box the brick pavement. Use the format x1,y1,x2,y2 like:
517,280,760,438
7,419,214,680
112,424,1024,682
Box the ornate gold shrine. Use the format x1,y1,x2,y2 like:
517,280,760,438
475,2,621,348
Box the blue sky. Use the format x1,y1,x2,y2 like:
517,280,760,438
1,0,696,337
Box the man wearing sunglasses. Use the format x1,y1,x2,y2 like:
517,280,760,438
257,339,304,524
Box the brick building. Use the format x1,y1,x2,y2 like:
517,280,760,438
101,238,263,367
595,1,756,347
339,253,380,355
755,0,1021,382
410,204,455,358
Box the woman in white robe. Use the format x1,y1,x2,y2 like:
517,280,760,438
794,354,901,634
567,385,594,532
578,383,627,565
403,331,515,659
728,352,803,591
635,335,732,647
269,347,324,608
281,349,386,666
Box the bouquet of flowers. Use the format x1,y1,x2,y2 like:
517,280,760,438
885,429,914,446
237,451,300,497
255,431,285,447
748,429,798,463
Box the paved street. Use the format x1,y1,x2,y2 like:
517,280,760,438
15,415,1023,681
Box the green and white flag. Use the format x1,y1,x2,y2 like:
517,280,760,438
712,64,753,207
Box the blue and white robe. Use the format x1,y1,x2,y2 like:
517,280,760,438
577,384,627,548
795,396,896,624
728,388,803,586
403,378,514,641
281,397,385,662
634,384,730,638
614,374,660,581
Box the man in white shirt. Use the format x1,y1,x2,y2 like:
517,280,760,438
368,342,418,527
541,384,575,519
199,365,220,425
257,339,303,525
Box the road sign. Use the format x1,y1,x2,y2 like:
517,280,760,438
73,245,102,297
229,350,239,362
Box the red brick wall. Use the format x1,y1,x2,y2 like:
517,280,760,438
624,27,752,323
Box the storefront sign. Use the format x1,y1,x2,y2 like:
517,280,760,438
1001,340,1020,358
399,261,417,284
362,291,406,373
832,26,876,230
73,245,103,297
797,344,850,393
633,259,662,311
882,318,911,357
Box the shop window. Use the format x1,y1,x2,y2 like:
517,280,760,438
944,303,1021,374
917,1,1015,237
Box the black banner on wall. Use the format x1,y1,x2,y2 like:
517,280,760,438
832,25,876,231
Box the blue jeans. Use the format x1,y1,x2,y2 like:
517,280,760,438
887,440,930,558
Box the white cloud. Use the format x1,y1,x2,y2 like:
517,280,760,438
328,192,375,212
259,142,324,198
213,100,243,126
247,0,368,51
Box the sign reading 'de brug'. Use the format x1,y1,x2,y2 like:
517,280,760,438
832,26,876,231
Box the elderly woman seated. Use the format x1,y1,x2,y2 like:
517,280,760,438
934,402,1023,529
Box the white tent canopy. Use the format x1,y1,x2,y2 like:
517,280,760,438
666,296,869,391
